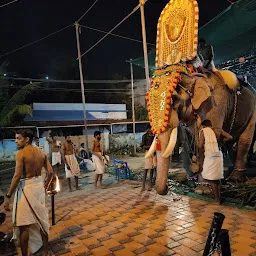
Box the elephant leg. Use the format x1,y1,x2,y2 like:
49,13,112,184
230,112,256,182
208,180,221,205
141,169,148,191
148,169,154,191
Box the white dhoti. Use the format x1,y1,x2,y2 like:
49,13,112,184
92,154,105,174
202,151,224,180
82,159,96,171
52,151,61,166
12,176,49,254
145,151,157,169
65,154,80,178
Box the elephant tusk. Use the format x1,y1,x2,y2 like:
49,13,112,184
162,127,178,158
145,137,156,158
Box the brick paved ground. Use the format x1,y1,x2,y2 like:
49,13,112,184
1,171,256,256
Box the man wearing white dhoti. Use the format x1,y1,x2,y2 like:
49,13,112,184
91,131,108,188
3,129,53,256
46,130,62,175
199,120,232,204
63,135,80,191
141,125,157,191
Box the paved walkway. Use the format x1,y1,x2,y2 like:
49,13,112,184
1,171,256,256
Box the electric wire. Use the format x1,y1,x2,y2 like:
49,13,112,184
0,24,73,58
80,2,145,58
0,0,18,8
0,87,142,95
0,0,100,58
0,1,147,61
77,0,100,23
0,85,131,91
1,76,144,84
80,24,155,46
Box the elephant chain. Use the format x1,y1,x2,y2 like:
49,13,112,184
229,92,238,134
208,227,221,256
208,227,216,256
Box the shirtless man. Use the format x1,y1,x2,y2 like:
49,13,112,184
63,135,80,191
3,129,53,256
198,38,217,72
91,131,108,188
198,121,232,204
141,125,157,191
46,130,62,175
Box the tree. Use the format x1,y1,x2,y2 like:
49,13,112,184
135,105,149,121
0,61,41,126
0,83,40,126
0,66,39,126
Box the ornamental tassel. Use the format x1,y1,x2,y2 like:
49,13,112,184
155,138,161,151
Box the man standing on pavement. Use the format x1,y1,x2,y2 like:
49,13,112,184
141,125,157,191
46,130,62,175
2,129,53,256
63,135,80,191
91,131,108,188
198,120,232,204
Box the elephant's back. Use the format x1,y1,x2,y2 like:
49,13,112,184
224,87,255,138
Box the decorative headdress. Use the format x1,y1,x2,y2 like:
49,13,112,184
146,0,199,134
155,0,199,68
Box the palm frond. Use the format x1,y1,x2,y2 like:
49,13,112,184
0,104,32,126
0,82,40,117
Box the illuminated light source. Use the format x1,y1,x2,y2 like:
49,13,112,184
45,76,49,80
55,175,60,192
3,73,6,77
239,57,245,63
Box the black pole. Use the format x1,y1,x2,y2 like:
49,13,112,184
203,212,225,256
51,194,55,226
219,229,231,256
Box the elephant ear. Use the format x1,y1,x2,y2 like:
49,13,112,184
191,79,211,110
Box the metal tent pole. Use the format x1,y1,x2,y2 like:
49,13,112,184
139,0,150,91
75,22,90,158
130,60,136,155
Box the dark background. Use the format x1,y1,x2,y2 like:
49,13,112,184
0,0,231,80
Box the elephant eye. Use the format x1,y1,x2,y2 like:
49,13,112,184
152,82,160,89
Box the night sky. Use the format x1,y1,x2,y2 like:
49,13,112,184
0,0,231,80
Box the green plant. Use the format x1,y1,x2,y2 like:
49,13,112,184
135,105,149,121
0,83,39,126
222,182,256,207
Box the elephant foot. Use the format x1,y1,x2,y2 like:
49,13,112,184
228,169,247,183
156,185,168,195
194,185,212,195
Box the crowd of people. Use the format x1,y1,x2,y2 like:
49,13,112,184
1,129,110,255
0,119,233,255
0,39,234,255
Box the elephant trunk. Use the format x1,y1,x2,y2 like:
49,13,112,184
155,128,173,195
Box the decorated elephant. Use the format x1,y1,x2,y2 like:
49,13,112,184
146,66,256,195
145,0,256,195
